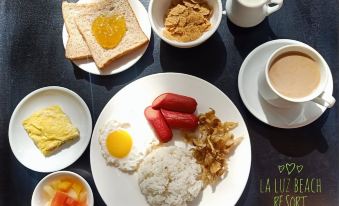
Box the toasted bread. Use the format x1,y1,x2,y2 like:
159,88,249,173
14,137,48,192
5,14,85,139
62,0,110,60
75,0,149,69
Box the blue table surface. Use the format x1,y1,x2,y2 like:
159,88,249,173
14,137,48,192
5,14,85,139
0,0,338,205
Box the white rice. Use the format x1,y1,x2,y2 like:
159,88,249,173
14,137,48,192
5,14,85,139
138,146,203,206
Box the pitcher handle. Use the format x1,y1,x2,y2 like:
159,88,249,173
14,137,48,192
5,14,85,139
265,0,283,16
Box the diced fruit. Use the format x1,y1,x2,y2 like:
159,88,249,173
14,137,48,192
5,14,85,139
161,109,198,130
43,185,56,198
51,191,68,206
144,106,172,143
67,188,78,200
78,191,88,203
152,93,197,113
71,182,83,195
46,178,87,206
51,191,84,206
44,200,51,206
65,196,81,206
58,180,72,192
50,180,61,189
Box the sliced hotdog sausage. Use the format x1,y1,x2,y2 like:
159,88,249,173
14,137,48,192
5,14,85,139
161,109,198,130
144,106,172,143
152,93,197,114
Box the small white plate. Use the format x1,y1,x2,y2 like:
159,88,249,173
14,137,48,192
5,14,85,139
31,171,94,206
62,0,152,75
238,39,333,128
90,73,251,206
8,86,92,172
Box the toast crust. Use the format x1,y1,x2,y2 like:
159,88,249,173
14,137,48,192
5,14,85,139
62,0,112,60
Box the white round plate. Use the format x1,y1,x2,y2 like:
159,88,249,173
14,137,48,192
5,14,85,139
9,86,92,173
62,0,152,75
238,39,333,128
90,73,251,206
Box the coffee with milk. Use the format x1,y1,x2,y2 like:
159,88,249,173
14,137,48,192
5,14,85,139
268,51,321,99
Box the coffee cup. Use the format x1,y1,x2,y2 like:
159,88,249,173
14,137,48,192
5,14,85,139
258,44,335,108
226,0,283,28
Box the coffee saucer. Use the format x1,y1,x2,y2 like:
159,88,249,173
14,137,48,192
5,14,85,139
238,39,333,128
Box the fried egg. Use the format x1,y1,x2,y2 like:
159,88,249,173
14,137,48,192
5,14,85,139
99,119,157,172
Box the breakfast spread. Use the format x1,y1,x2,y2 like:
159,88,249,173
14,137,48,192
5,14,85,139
22,105,79,156
7,0,336,205
164,0,212,42
91,15,127,49
42,177,88,206
62,0,149,69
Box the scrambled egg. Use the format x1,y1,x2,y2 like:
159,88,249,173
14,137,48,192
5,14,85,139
22,105,80,156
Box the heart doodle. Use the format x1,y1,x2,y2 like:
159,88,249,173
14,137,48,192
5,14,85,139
286,163,296,175
278,165,285,174
296,165,303,173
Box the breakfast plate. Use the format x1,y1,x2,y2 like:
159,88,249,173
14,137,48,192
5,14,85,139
238,39,334,128
8,86,92,173
90,73,251,206
62,0,152,75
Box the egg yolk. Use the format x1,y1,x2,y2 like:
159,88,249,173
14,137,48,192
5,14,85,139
106,130,132,158
92,15,127,49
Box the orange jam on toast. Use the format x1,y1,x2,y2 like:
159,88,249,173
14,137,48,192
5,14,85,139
92,15,126,49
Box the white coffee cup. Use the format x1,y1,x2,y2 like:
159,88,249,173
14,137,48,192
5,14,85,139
226,0,283,27
258,44,336,108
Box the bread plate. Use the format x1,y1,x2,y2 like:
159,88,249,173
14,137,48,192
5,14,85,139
90,73,251,205
8,86,92,173
62,0,152,75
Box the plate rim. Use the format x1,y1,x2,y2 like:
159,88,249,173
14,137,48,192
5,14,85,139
238,39,333,129
8,86,93,173
62,0,152,76
90,72,252,205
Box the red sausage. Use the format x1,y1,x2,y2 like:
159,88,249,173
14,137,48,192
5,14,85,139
144,106,172,143
152,93,197,114
161,109,198,131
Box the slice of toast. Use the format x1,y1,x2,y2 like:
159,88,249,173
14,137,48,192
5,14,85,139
75,0,149,69
62,0,109,60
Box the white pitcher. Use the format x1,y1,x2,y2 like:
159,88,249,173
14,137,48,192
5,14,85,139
226,0,283,27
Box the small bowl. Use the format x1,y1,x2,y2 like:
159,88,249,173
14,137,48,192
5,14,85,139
148,0,223,48
31,171,94,206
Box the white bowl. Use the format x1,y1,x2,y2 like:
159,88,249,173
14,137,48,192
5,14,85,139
31,171,94,206
148,0,223,48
